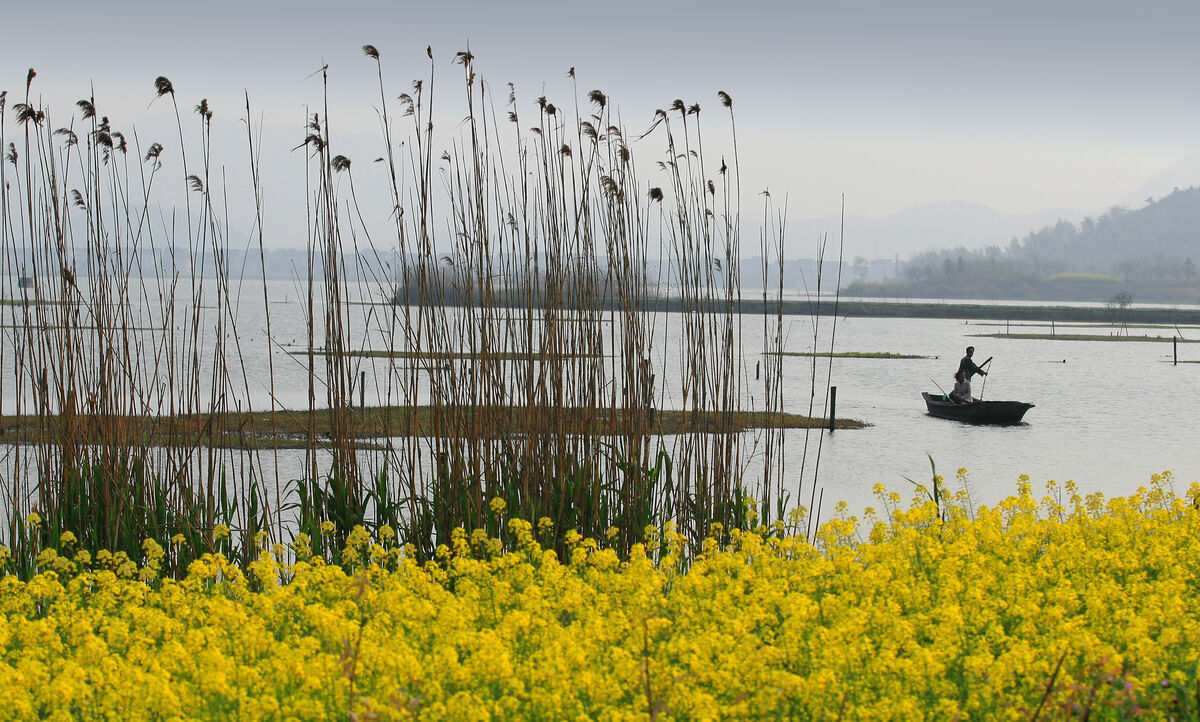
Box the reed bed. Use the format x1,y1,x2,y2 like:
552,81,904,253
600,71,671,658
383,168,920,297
0,49,840,576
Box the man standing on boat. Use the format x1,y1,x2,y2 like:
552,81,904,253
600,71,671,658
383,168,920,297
957,346,988,382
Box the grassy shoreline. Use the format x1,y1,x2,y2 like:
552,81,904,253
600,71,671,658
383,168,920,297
970,332,1199,342
0,406,866,449
386,297,1200,324
765,351,934,359
287,350,601,361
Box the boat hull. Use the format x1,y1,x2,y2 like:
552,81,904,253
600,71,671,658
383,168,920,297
921,392,1033,424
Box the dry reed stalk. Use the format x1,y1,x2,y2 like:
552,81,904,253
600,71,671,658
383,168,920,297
0,73,275,571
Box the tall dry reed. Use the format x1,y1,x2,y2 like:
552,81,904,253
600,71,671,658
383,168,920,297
0,48,798,574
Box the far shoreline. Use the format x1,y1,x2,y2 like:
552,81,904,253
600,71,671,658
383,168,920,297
384,296,1200,325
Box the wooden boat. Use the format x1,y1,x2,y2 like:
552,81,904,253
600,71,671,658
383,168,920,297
921,392,1033,424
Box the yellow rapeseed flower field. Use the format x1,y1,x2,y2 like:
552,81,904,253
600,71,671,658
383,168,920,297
0,472,1197,719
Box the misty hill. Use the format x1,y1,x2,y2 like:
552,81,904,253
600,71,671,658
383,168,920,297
1118,152,1200,211
1009,186,1200,274
845,188,1200,303
788,201,1082,260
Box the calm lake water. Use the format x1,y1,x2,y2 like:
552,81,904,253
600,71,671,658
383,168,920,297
5,278,1199,521
249,286,1200,517
781,314,1200,518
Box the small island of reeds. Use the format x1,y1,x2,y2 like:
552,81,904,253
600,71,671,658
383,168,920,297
765,350,934,359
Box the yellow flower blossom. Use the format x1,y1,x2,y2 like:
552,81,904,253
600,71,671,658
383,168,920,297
0,477,1194,719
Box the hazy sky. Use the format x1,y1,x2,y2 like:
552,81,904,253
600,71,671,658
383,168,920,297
3,0,1199,250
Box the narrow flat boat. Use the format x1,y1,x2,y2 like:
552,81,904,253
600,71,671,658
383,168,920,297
921,391,1033,425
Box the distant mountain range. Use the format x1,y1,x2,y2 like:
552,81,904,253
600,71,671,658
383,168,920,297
786,202,1085,262
843,185,1200,303
1008,185,1200,272
1118,151,1200,211
783,151,1200,265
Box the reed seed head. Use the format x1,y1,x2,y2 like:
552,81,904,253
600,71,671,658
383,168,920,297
54,128,79,147
13,103,43,126
295,134,324,154
194,99,212,122
154,76,174,98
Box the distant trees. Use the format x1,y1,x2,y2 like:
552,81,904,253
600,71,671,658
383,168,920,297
1013,190,1200,275
852,256,869,281
1106,291,1134,334
845,188,1200,302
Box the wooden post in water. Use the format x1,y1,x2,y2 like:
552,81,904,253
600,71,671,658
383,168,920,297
360,370,366,415
828,386,837,432
1174,337,1178,366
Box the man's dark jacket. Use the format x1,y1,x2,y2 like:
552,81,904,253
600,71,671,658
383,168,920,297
958,355,986,380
